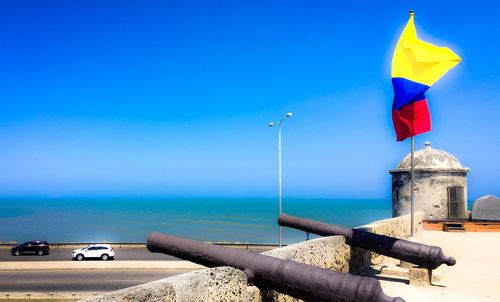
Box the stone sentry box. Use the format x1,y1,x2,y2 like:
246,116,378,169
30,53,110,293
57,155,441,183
390,142,470,220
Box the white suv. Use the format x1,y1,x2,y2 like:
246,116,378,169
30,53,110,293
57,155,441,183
72,244,115,261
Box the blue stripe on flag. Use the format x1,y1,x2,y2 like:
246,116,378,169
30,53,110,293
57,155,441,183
392,77,430,110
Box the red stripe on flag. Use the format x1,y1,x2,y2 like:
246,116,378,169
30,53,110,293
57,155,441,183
392,99,431,141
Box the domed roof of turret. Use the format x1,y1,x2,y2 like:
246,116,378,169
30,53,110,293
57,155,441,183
397,141,464,169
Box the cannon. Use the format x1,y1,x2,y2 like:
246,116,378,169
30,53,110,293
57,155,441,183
147,232,404,302
278,213,456,270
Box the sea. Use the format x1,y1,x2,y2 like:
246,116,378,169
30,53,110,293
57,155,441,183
0,198,393,244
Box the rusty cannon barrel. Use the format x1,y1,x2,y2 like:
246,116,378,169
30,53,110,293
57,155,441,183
147,232,404,302
278,213,456,270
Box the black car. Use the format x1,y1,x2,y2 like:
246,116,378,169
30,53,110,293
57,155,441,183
11,241,50,256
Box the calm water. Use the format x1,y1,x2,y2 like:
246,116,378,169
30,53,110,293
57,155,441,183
0,198,392,244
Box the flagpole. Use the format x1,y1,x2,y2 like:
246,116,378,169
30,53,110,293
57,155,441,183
405,9,415,238
409,8,415,238
410,136,415,237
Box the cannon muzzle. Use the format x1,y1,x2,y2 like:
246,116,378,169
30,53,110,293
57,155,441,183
147,232,404,302
278,213,456,270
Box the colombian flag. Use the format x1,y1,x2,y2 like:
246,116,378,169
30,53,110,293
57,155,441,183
391,12,461,141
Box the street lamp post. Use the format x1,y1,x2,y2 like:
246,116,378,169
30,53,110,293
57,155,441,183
268,112,293,247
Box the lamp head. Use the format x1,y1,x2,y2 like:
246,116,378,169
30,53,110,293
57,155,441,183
285,112,293,118
268,122,276,127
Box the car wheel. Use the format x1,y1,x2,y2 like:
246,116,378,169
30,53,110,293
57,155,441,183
37,250,44,256
14,251,21,256
101,254,109,261
76,254,84,261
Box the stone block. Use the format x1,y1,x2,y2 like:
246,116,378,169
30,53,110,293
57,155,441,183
246,286,262,302
263,236,350,273
409,267,431,287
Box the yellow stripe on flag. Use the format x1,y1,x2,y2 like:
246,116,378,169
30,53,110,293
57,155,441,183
391,13,461,86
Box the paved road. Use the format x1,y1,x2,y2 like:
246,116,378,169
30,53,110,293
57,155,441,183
0,248,179,261
0,245,273,298
0,270,185,292
0,245,272,262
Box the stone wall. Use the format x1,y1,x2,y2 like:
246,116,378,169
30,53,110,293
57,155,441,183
392,170,468,220
353,212,425,266
258,236,350,302
358,212,425,239
83,267,250,302
83,213,421,302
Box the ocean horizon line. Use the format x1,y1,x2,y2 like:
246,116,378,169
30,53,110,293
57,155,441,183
0,196,392,201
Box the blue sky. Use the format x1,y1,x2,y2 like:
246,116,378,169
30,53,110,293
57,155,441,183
0,1,498,199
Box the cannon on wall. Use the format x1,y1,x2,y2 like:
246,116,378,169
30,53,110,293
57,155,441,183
278,213,456,270
147,232,404,302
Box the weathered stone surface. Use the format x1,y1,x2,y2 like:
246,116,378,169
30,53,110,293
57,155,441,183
352,212,425,268
376,262,441,283
362,262,442,286
471,195,500,221
260,289,296,302
81,267,248,302
82,278,176,302
391,171,468,219
408,267,431,287
358,212,425,239
263,236,350,272
246,286,262,302
397,142,464,170
260,236,351,302
390,142,469,220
